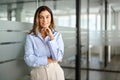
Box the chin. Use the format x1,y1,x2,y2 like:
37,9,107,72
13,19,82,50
44,26,49,28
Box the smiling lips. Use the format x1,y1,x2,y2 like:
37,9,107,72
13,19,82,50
42,23,49,27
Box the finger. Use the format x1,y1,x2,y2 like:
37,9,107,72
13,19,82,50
45,28,50,33
41,28,46,32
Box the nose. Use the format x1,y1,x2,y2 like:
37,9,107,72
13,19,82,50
43,17,47,22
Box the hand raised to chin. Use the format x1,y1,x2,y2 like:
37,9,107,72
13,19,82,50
45,28,54,40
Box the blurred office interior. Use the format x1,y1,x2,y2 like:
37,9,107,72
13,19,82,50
0,0,120,80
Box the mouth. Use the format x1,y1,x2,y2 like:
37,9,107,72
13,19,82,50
42,23,49,27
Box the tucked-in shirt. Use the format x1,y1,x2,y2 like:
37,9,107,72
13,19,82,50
24,31,64,67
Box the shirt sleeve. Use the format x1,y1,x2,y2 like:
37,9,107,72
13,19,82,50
48,33,64,61
24,35,48,67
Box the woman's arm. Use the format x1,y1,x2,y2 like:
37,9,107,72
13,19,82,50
24,35,48,67
48,32,64,62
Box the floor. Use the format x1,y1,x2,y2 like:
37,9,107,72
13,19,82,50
61,55,120,80
21,55,120,80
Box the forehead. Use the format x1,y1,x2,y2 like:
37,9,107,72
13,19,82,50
39,10,51,16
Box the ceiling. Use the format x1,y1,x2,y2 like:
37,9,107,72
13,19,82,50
108,0,120,11
0,0,120,14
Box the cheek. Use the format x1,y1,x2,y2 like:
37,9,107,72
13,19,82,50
48,19,52,23
39,21,43,27
48,21,51,26
48,20,51,24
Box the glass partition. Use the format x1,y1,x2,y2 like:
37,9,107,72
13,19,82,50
88,0,120,80
0,0,76,80
1,0,120,80
80,0,88,80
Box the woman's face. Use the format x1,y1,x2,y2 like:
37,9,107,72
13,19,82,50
39,10,51,28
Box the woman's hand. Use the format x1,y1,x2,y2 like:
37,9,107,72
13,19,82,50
41,27,54,40
48,58,54,64
45,28,54,40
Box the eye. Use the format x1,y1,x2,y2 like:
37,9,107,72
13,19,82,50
46,15,51,19
46,16,49,19
39,16,43,19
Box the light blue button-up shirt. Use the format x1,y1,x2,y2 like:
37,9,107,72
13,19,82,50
24,31,64,67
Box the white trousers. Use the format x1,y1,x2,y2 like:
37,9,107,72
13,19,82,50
30,62,65,80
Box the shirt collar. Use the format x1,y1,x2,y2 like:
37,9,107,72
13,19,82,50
38,32,42,39
38,30,56,39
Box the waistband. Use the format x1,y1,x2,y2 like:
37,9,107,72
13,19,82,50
32,62,59,69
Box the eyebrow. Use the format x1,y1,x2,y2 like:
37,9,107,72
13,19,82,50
39,14,50,17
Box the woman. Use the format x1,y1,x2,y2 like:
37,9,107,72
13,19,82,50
24,6,64,80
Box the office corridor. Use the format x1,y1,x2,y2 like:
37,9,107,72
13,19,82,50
20,55,120,80
1,0,120,80
61,55,120,80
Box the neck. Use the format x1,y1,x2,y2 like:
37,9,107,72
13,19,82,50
41,31,47,39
